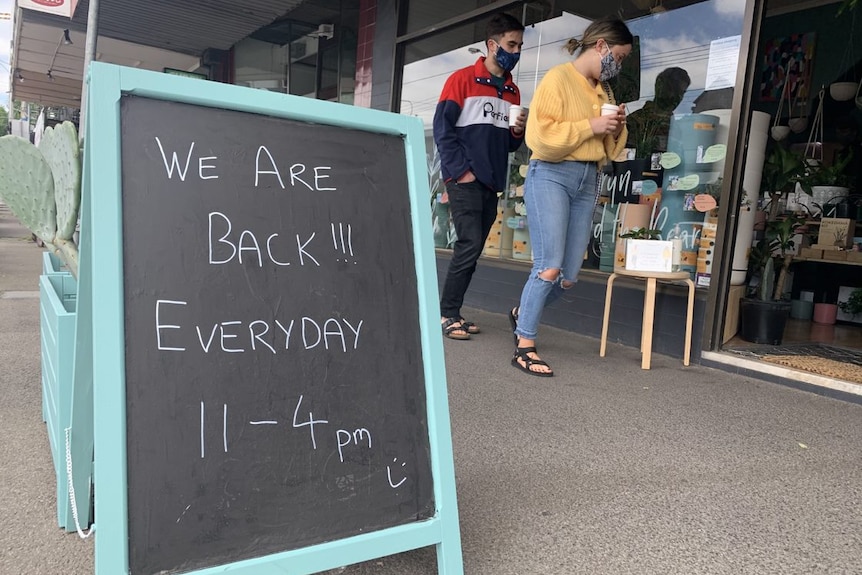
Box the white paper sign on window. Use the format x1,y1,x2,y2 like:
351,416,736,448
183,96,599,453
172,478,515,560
704,35,741,91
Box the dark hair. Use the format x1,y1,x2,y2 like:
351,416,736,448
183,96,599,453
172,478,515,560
564,17,633,55
486,13,525,42
655,67,691,102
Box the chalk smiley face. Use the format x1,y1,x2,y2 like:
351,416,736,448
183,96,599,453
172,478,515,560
387,457,407,488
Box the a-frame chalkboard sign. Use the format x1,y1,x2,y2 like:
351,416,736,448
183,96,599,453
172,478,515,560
81,62,463,575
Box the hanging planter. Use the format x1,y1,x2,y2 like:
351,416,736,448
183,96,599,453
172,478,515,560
832,7,860,104
829,81,857,101
771,75,791,141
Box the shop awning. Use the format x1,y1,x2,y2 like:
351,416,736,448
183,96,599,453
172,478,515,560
10,0,308,108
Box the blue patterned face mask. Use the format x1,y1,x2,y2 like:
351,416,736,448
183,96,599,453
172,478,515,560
599,47,622,82
493,41,521,73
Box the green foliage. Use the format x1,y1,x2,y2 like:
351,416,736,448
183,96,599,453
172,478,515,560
758,257,775,301
748,214,808,301
705,177,724,201
0,121,81,278
838,288,862,317
0,107,8,136
837,0,859,15
796,149,853,194
39,122,81,240
620,227,662,240
761,144,806,219
428,147,443,206
0,135,57,240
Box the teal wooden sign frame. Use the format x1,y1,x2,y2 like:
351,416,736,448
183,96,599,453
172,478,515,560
82,62,463,575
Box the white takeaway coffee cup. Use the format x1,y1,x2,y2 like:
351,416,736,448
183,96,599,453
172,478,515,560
601,103,620,116
509,105,524,127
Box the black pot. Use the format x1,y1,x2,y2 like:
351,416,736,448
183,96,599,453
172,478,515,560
739,298,791,345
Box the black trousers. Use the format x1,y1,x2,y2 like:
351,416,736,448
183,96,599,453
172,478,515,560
439,181,499,319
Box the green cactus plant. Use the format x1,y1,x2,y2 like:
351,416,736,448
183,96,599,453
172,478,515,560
0,121,81,278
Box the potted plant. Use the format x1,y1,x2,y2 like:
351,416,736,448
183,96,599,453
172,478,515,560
760,143,806,220
796,150,854,216
619,226,663,240
837,287,862,321
740,214,808,344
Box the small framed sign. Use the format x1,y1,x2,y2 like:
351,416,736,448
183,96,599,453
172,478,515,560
625,239,674,272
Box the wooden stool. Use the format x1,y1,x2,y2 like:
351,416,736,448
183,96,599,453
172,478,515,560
599,269,695,370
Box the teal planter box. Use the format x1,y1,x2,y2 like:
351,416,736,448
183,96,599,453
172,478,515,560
40,251,72,424
39,273,85,531
42,251,69,276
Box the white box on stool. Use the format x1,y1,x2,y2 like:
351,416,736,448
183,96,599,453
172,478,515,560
625,239,673,272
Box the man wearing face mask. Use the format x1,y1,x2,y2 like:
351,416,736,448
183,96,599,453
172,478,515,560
434,12,526,341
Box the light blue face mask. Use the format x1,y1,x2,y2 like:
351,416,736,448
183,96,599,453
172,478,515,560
599,47,622,82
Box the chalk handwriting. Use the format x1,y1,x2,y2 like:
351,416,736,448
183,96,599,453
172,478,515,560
199,402,229,458
154,138,218,181
336,428,372,462
155,301,363,353
200,401,205,458
387,458,407,489
255,145,336,191
176,504,192,524
156,299,187,351
199,398,404,493
293,395,329,450
208,211,319,267
331,223,355,263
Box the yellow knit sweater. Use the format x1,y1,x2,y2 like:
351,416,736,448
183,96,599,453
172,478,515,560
526,62,627,165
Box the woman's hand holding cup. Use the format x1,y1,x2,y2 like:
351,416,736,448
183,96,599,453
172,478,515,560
596,103,626,137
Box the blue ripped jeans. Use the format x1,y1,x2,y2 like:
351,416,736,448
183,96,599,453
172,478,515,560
514,159,597,341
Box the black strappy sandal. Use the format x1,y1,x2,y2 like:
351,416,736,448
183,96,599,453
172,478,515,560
458,317,481,334
511,346,554,377
442,317,470,340
508,307,519,346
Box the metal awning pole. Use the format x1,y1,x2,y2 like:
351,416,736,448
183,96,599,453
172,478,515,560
78,0,99,142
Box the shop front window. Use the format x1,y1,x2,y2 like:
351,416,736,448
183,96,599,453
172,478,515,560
232,0,358,103
400,0,748,285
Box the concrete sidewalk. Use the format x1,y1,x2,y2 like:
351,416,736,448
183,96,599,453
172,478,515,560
1,208,860,575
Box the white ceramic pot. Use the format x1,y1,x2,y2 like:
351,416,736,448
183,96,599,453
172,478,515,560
770,125,790,141
810,186,850,215
788,117,808,133
829,82,857,102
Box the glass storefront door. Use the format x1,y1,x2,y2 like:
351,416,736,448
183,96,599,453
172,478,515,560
399,0,749,284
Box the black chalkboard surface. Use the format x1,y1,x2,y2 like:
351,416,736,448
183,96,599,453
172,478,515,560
120,96,435,574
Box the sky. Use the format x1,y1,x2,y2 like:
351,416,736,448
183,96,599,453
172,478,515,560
1,0,12,111
401,0,748,129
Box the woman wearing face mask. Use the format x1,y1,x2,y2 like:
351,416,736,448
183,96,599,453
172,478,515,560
508,17,632,377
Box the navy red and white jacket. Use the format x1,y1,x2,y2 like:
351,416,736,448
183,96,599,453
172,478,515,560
433,57,524,192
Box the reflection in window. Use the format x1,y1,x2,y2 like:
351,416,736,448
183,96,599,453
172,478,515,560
233,0,358,103
402,0,747,280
